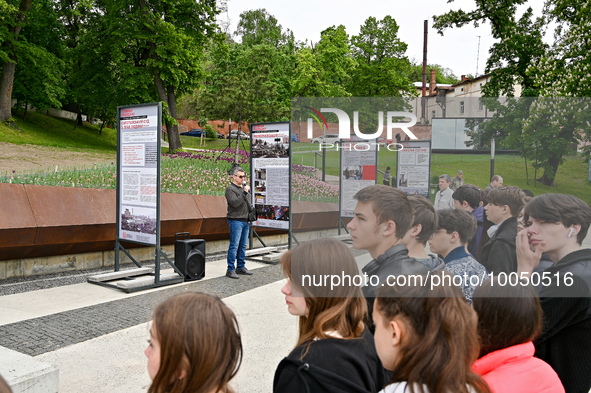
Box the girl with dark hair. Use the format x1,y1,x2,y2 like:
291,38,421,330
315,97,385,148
472,278,564,393
373,271,491,393
145,292,242,393
273,238,387,393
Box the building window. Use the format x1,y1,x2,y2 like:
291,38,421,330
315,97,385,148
461,88,464,92
479,98,484,111
460,101,465,114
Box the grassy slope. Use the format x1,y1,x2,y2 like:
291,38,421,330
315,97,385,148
0,111,117,152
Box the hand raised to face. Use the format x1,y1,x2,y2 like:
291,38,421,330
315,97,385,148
516,228,545,275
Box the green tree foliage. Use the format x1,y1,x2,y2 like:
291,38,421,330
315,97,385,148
349,16,414,97
529,0,591,166
201,42,291,133
69,0,219,151
235,8,294,49
0,0,34,123
68,12,154,134
55,0,96,126
521,98,587,186
483,9,546,97
292,25,355,98
533,0,591,98
13,43,65,119
434,1,545,96
433,0,582,186
12,0,66,121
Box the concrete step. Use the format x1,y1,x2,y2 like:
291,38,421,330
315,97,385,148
115,272,183,291
245,246,279,256
0,346,58,393
87,267,154,283
260,252,285,263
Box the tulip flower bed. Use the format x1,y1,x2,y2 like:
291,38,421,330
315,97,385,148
0,148,339,202
290,165,339,203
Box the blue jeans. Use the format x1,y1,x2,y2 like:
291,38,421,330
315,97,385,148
227,219,249,271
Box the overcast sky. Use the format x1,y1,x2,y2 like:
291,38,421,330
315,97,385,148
224,0,544,80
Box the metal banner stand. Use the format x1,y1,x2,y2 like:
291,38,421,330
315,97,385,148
396,140,432,198
88,102,183,292
245,121,293,264
338,137,378,235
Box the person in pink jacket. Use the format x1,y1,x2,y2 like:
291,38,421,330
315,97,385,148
472,278,564,393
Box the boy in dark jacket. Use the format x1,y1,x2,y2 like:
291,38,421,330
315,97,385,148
402,195,445,271
429,209,488,304
346,186,434,331
480,186,525,274
452,184,485,257
517,193,591,393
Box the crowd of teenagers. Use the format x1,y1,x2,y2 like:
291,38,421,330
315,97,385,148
2,185,588,393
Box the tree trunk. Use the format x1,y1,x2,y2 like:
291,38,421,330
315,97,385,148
534,146,538,187
537,155,561,187
153,73,171,150
521,142,529,185
137,0,182,153
75,107,83,128
166,85,182,152
0,61,17,123
0,0,34,123
99,119,105,135
23,101,28,121
235,113,242,163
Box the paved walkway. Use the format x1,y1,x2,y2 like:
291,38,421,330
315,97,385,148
2,232,591,392
0,254,362,392
34,275,298,392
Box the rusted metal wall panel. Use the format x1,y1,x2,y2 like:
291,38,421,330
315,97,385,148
160,193,203,241
293,201,339,232
0,184,37,249
0,184,340,261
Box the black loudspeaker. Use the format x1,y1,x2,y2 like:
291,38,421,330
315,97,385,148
175,233,206,281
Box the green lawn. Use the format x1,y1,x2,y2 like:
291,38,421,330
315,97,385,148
294,146,591,205
0,111,117,152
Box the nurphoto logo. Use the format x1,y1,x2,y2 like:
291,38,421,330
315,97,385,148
305,107,418,141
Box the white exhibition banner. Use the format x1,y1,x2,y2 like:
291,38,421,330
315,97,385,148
340,137,378,217
250,122,291,230
117,104,161,245
396,140,431,198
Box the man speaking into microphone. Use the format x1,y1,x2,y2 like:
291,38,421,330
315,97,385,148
224,166,254,279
